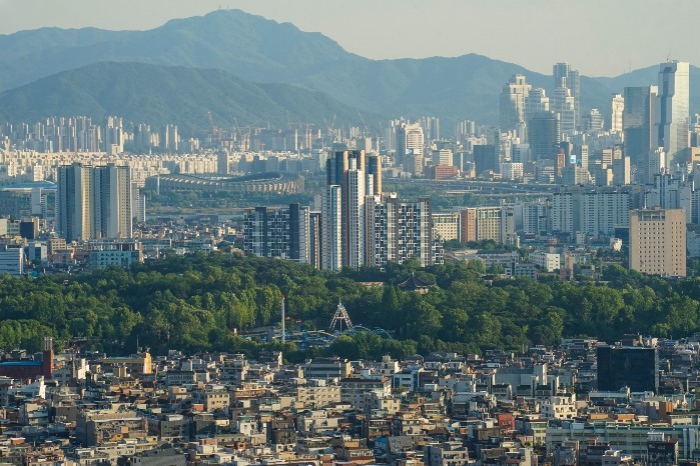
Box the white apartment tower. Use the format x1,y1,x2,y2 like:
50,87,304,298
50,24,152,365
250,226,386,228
346,159,366,269
321,185,343,271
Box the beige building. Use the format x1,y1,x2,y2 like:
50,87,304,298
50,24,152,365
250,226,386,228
432,213,460,241
459,206,515,244
629,208,686,277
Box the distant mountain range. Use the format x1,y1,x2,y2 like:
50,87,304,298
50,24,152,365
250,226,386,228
0,62,374,132
0,9,698,127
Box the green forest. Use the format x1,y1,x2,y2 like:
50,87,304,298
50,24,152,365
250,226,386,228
1,252,700,361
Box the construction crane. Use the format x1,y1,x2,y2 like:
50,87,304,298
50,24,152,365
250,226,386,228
208,111,222,144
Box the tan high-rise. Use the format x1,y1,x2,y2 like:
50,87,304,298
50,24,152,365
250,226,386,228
629,208,686,277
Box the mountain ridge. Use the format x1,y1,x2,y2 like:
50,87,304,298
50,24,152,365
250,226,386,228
1,9,698,125
0,62,378,132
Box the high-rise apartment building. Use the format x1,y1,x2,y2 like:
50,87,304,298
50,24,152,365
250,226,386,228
92,164,132,239
321,185,343,271
57,163,132,242
57,163,93,242
325,150,381,268
243,204,310,263
366,195,437,268
500,74,531,131
629,207,686,277
624,86,657,183
654,61,690,169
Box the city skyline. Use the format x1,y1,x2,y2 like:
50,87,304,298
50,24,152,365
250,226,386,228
1,0,698,77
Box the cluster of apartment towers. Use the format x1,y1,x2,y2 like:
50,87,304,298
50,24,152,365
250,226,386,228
244,150,442,271
56,162,140,242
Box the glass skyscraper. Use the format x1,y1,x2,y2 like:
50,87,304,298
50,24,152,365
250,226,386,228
654,61,689,169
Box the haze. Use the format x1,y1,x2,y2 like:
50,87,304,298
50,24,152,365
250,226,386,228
0,0,697,77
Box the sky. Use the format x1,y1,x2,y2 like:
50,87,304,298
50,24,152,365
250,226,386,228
0,0,697,77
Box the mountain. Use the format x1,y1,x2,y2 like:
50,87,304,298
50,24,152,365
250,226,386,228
1,9,698,124
0,62,375,132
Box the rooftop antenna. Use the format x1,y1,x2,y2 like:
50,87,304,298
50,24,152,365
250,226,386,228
281,294,286,344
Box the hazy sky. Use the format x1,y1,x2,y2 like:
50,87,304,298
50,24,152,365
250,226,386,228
0,0,696,77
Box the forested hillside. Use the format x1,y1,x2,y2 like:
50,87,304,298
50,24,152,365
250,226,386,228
0,253,697,361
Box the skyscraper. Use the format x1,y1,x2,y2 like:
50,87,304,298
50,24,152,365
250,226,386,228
553,62,580,130
610,93,625,133
525,88,550,122
57,163,132,242
551,77,576,134
654,61,690,169
528,111,561,160
500,74,531,131
624,86,657,182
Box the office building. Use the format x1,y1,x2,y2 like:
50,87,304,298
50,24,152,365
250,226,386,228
473,144,497,174
553,62,580,130
610,93,625,132
432,213,460,241
582,108,604,132
597,345,659,393
500,74,531,131
459,206,514,244
528,111,561,160
654,61,690,169
629,207,685,277
624,86,657,183
395,122,424,164
552,78,576,134
525,88,550,123
88,242,143,270
0,247,23,276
